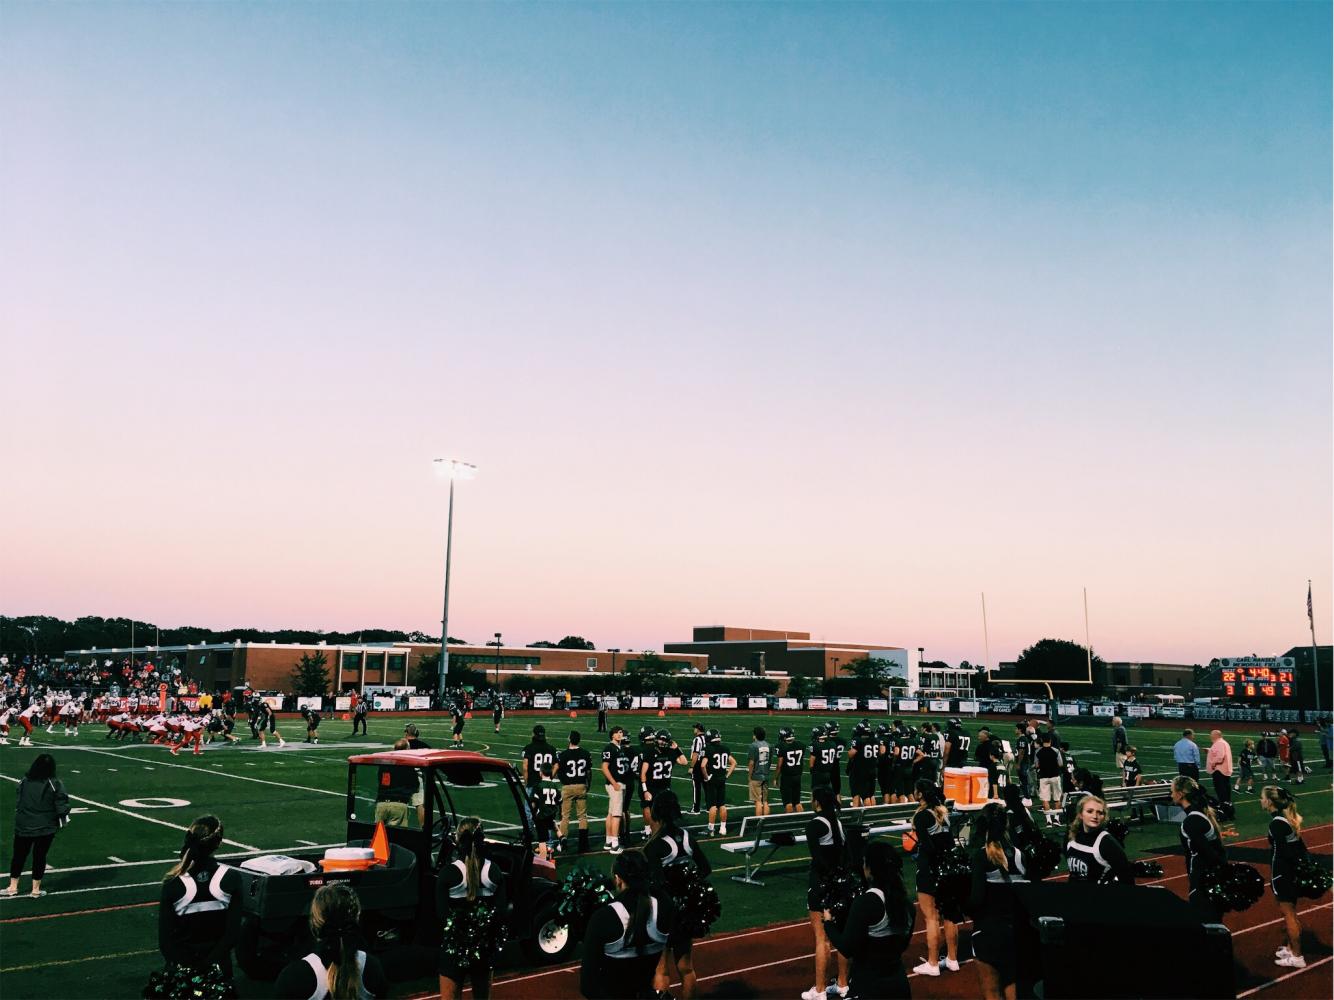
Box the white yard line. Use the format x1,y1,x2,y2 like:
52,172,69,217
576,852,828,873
0,774,257,850
27,843,346,878
1237,955,1333,997
68,744,345,797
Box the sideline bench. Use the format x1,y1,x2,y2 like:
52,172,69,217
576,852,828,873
721,802,940,886
1044,783,1176,826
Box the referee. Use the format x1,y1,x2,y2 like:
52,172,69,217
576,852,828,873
688,723,707,815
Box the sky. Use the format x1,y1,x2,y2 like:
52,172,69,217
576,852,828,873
2,1,1330,667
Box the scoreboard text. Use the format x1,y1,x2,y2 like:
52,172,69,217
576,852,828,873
1221,665,1295,700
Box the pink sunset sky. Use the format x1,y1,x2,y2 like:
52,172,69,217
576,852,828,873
2,4,1330,666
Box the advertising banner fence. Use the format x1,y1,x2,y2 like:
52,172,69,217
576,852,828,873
1091,705,1115,717
807,698,829,710
1057,703,1081,716
691,696,709,709
867,699,890,711
372,696,395,711
718,697,739,709
407,696,430,710
663,696,682,709
1025,702,1048,715
958,701,980,714
778,698,801,710
1127,705,1151,718
836,698,857,711
748,697,769,709
533,694,554,709
929,700,951,713
897,699,919,712
297,697,322,711
335,697,352,711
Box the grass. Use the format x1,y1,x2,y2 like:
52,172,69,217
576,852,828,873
0,710,1328,998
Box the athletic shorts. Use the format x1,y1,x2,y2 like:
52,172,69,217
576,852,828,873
916,864,940,897
605,784,626,814
853,772,877,800
748,779,769,804
780,778,803,806
453,722,465,735
1272,870,1299,904
704,779,727,809
831,770,842,795
893,769,916,798
308,718,319,729
1039,777,1063,803
878,768,894,795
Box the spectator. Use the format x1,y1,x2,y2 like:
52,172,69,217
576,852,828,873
1236,739,1258,793
158,815,241,973
1277,729,1291,769
1173,730,1201,780
1285,729,1306,785
1256,732,1280,780
277,883,387,999
747,727,772,819
1035,733,1064,812
2,753,70,897
1320,717,1332,770
1205,729,1234,805
1111,716,1128,776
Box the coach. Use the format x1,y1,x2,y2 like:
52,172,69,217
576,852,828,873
1173,730,1201,780
1205,730,1233,804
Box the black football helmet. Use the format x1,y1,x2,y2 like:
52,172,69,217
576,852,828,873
779,727,794,741
706,728,722,743
812,726,827,742
655,728,673,748
639,724,656,742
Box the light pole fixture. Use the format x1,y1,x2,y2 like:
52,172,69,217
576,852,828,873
491,632,503,689
608,648,620,677
433,458,477,696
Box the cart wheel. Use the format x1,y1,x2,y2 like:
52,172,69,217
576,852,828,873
522,902,578,964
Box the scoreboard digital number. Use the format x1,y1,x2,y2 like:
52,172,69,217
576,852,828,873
1221,665,1295,700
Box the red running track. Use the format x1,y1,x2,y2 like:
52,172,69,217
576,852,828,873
451,823,1332,999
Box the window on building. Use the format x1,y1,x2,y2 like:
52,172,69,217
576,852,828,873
387,653,406,681
586,657,597,669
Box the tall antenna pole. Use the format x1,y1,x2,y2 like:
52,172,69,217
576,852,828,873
1083,587,1093,683
981,592,991,674
1309,580,1322,716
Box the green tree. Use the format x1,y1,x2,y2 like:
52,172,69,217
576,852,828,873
555,636,596,650
290,651,330,697
1014,638,1107,689
625,651,671,677
786,675,822,701
412,652,486,693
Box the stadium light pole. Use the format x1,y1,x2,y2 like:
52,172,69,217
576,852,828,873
492,632,503,689
433,459,477,700
609,648,620,677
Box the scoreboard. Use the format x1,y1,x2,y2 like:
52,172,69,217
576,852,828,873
1218,657,1297,701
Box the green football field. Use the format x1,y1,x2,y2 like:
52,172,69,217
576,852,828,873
0,711,1328,998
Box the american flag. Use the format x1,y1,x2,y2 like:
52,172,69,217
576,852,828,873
1308,583,1314,625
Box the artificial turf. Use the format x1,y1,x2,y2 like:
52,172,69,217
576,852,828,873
0,710,1328,998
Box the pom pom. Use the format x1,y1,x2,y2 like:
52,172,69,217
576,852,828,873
812,869,864,930
1106,820,1131,846
1023,836,1062,881
1292,855,1332,900
931,847,972,923
1133,860,1164,879
1203,862,1265,913
555,866,616,929
661,860,722,937
142,964,236,1000
439,901,509,968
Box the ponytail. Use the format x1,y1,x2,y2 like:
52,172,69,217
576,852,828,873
166,815,223,880
979,802,1012,873
648,789,684,849
456,817,484,902
1171,776,1222,839
813,787,844,852
310,882,362,1000
1262,785,1303,833
914,780,949,826
613,849,654,948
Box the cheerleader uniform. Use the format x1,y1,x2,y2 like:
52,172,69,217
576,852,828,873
275,946,387,1000
1180,806,1226,919
158,860,242,973
823,886,916,999
1065,827,1135,884
579,889,676,1000
806,813,846,911
967,846,1029,987
435,856,507,982
1268,814,1308,904
911,808,953,897
646,825,712,954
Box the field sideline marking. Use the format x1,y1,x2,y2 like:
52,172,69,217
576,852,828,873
0,775,258,851
65,744,347,798
1238,955,1334,997
0,948,158,973
0,900,157,924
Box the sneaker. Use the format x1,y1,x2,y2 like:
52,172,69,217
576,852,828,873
944,959,960,972
832,987,849,998
29,890,46,898
912,962,941,977
1276,954,1307,968
0,886,17,897
607,844,623,855
801,989,825,1000
719,826,728,836
1275,946,1292,958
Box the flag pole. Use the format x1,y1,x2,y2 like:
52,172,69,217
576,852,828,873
1309,580,1322,716
1083,587,1093,684
981,592,991,675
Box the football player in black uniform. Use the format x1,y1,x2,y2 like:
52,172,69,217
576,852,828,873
601,726,632,854
641,729,687,823
875,723,896,804
625,725,655,841
701,729,736,836
890,726,918,803
556,731,593,853
944,719,971,769
809,724,840,804
775,727,807,812
826,722,847,801
450,701,466,747
847,721,881,808
521,725,557,793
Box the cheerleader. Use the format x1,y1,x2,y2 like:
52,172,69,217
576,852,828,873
276,883,387,999
1262,786,1310,968
910,780,959,976
1170,776,1226,920
823,841,916,999
437,817,507,1000
1064,795,1134,884
803,787,850,1000
645,791,711,1000
580,849,675,1000
158,816,242,974
967,802,1030,1000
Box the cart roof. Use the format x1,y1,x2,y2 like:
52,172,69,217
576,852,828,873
346,749,511,769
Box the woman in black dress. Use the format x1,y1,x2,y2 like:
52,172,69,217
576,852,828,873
276,882,388,1000
1170,776,1226,920
580,850,675,1000
909,779,958,976
1262,785,1310,968
1064,795,1135,884
823,840,916,999
967,802,1030,1000
157,815,242,974
437,817,507,999
802,787,849,1000
645,790,711,999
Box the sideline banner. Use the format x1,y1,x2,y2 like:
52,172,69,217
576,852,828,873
663,696,682,709
718,696,739,709
836,698,857,711
1091,705,1115,717
1024,702,1048,715
1127,705,1151,718
261,696,284,710
1159,706,1186,719
1058,703,1081,716
778,698,801,710
533,694,554,709
691,696,710,709
407,696,430,710
748,697,769,709
897,699,919,712
334,697,352,711
867,699,889,711
640,695,660,708
958,700,980,713
807,698,828,710
372,696,395,711
297,697,322,711
929,700,951,712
